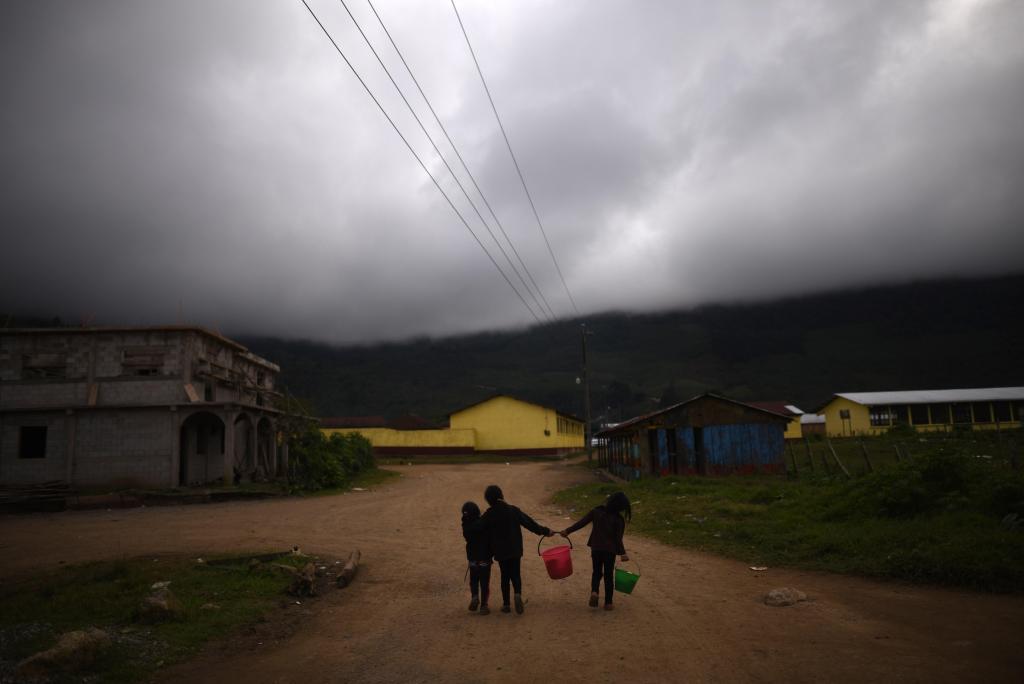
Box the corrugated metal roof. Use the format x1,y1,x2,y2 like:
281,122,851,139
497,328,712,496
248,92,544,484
749,401,803,417
597,393,791,436
833,387,1024,406
800,414,825,424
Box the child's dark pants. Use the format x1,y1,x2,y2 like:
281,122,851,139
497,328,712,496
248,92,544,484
591,550,616,603
469,560,491,605
497,558,522,605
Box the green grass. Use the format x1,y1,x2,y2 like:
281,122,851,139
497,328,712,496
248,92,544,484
0,553,311,683
307,466,401,497
555,438,1024,592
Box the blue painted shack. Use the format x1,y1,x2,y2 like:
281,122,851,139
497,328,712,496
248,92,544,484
596,394,790,480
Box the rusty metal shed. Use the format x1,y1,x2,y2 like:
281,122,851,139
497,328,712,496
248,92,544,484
596,393,791,480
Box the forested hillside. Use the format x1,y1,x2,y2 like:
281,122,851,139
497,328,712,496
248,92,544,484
240,275,1024,423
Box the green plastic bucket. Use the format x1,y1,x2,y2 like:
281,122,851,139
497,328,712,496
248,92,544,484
614,567,640,594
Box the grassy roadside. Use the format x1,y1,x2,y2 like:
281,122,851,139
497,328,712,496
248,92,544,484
307,466,401,497
0,553,314,683
554,448,1024,592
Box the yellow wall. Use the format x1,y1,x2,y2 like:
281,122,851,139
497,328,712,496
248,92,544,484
822,397,873,437
783,418,802,440
323,427,475,449
449,396,584,452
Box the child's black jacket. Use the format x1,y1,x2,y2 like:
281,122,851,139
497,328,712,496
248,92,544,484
462,519,491,562
564,505,626,555
469,500,550,560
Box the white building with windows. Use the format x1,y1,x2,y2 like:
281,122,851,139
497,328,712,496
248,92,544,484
817,387,1024,437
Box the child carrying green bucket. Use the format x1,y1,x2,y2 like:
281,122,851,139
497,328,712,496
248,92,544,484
558,491,631,610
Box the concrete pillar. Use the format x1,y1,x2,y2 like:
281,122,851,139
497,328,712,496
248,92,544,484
169,407,179,488
223,410,236,486
249,419,258,481
269,422,278,479
64,410,77,485
280,441,289,480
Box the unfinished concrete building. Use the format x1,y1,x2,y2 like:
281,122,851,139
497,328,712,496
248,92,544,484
0,326,285,489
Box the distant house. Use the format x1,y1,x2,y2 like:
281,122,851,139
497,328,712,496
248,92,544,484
749,401,804,440
817,387,1024,437
1,326,284,489
799,413,826,436
597,393,791,480
322,394,584,457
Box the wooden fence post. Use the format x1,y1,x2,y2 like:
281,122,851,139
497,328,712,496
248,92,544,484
894,444,903,462
826,438,851,478
788,442,799,477
859,439,873,473
804,438,815,474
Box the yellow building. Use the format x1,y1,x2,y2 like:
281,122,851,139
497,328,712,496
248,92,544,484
449,395,585,455
321,396,585,456
818,387,1024,437
322,415,475,455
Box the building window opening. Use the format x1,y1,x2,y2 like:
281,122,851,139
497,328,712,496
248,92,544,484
929,404,950,424
121,348,166,377
972,402,992,423
910,405,929,425
892,405,909,425
869,406,893,427
993,402,1012,423
952,403,972,425
21,353,67,380
204,383,214,402
18,426,47,459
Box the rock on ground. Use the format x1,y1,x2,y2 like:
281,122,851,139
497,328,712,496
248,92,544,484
137,586,185,623
15,627,111,678
765,587,808,607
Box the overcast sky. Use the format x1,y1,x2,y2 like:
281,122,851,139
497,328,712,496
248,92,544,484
2,0,1022,343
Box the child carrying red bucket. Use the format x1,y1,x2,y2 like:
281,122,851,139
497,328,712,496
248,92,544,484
559,491,631,610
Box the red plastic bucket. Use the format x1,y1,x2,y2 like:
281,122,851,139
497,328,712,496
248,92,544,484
538,535,573,580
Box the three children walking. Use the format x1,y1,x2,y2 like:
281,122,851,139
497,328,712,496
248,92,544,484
462,485,631,614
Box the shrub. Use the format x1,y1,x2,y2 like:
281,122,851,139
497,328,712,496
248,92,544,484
287,424,375,491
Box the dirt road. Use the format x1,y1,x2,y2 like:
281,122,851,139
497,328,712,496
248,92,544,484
2,461,1022,683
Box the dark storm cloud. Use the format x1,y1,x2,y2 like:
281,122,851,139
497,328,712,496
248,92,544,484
2,0,1022,342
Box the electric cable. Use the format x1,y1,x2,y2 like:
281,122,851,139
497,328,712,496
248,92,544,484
298,0,541,323
365,0,558,321
337,0,551,322
450,0,580,316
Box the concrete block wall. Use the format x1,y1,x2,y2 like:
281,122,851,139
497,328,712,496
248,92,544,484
0,381,88,410
98,378,185,406
0,412,68,484
74,409,173,488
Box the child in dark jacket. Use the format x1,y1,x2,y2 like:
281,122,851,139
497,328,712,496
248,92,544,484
473,484,552,615
462,501,492,615
559,491,630,610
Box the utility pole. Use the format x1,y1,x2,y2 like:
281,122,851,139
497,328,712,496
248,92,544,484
581,323,593,462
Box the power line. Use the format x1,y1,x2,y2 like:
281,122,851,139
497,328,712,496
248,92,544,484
336,0,551,322
450,0,580,316
297,0,541,324
365,0,558,322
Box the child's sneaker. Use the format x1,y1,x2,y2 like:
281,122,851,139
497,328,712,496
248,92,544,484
500,604,511,613
468,596,479,612
479,605,490,616
604,602,614,611
588,593,599,608
514,594,524,615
